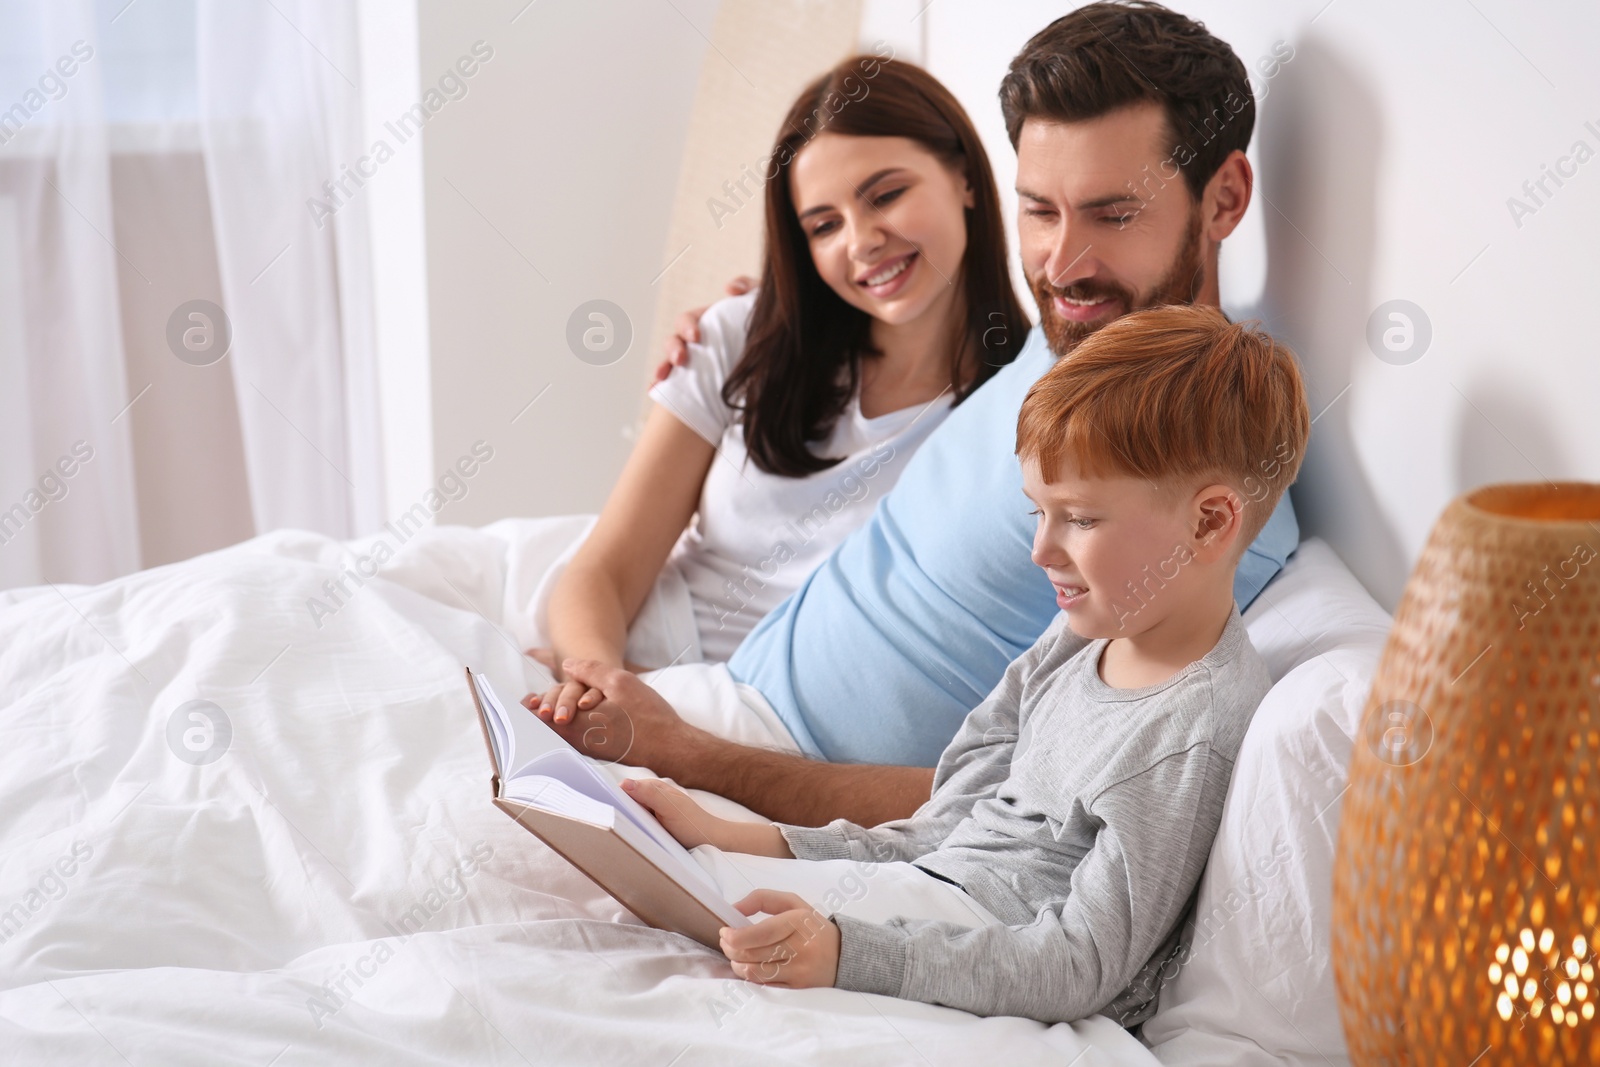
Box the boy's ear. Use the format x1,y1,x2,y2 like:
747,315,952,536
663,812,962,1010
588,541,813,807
1191,484,1245,560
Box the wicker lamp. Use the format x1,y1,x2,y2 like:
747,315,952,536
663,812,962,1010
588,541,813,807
1334,482,1600,1064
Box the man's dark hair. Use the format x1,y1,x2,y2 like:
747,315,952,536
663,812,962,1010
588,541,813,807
998,1,1255,201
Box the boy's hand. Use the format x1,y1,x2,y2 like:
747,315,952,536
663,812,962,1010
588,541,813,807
622,777,725,849
624,778,793,857
721,890,839,989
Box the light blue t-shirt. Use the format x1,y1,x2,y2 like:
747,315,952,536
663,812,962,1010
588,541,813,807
728,325,1300,767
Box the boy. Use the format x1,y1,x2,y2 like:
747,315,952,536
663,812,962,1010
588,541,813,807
614,304,1309,1025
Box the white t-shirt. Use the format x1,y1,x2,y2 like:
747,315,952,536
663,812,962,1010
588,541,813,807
648,291,953,662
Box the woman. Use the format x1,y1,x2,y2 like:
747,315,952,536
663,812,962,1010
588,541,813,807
528,55,1027,722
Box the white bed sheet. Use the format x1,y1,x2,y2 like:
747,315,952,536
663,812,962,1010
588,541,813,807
0,519,1156,1065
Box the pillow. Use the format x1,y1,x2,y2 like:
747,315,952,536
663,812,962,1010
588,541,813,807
1141,538,1393,1066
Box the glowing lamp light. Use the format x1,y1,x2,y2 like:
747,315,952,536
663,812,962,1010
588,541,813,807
1334,483,1600,1064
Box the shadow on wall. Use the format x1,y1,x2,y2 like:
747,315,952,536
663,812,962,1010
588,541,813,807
1451,381,1570,495
1244,34,1409,609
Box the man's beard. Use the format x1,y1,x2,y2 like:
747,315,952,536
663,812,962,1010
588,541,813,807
1028,209,1205,358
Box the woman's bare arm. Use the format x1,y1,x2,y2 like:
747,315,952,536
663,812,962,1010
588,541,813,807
540,405,714,717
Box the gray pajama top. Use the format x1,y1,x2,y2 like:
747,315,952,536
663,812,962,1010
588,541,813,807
778,604,1272,1025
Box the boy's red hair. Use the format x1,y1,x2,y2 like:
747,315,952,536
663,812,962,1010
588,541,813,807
1016,304,1309,546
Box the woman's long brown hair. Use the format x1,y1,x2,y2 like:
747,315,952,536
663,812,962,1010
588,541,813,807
724,55,1029,477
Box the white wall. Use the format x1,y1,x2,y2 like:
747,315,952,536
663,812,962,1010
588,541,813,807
418,0,716,525
906,0,1600,608
414,0,1598,609
644,1,863,377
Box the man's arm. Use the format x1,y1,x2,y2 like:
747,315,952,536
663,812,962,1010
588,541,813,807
546,657,932,826
673,732,934,827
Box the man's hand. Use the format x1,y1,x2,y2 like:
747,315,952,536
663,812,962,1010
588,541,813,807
532,657,705,776
524,656,935,828
721,890,840,989
650,275,757,387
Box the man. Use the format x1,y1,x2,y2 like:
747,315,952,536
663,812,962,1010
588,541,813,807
534,2,1298,827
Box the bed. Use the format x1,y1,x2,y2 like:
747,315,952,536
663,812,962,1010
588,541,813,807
0,517,1388,1064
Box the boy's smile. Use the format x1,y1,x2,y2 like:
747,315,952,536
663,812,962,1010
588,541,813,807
1024,457,1162,638
1054,582,1088,609
1021,456,1227,643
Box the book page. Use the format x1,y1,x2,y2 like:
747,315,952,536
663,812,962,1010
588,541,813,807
473,670,513,776
473,669,556,778
521,749,707,872
474,672,720,897
502,774,616,824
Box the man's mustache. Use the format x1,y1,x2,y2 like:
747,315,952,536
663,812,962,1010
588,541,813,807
1033,276,1134,305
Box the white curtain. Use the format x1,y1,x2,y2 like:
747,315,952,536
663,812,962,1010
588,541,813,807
198,0,384,539
0,0,141,589
0,0,383,591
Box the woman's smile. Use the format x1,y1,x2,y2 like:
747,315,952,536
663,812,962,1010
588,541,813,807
857,250,920,297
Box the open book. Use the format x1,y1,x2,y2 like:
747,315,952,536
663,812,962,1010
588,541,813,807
465,666,748,949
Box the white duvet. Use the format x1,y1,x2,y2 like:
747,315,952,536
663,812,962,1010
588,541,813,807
0,519,1156,1065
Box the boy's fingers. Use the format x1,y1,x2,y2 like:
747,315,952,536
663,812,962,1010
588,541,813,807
627,777,690,809
732,889,808,919
723,925,797,957
622,777,665,802
723,938,797,965
625,778,716,848
730,961,790,986
631,779,699,820
620,781,651,812
722,912,802,951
